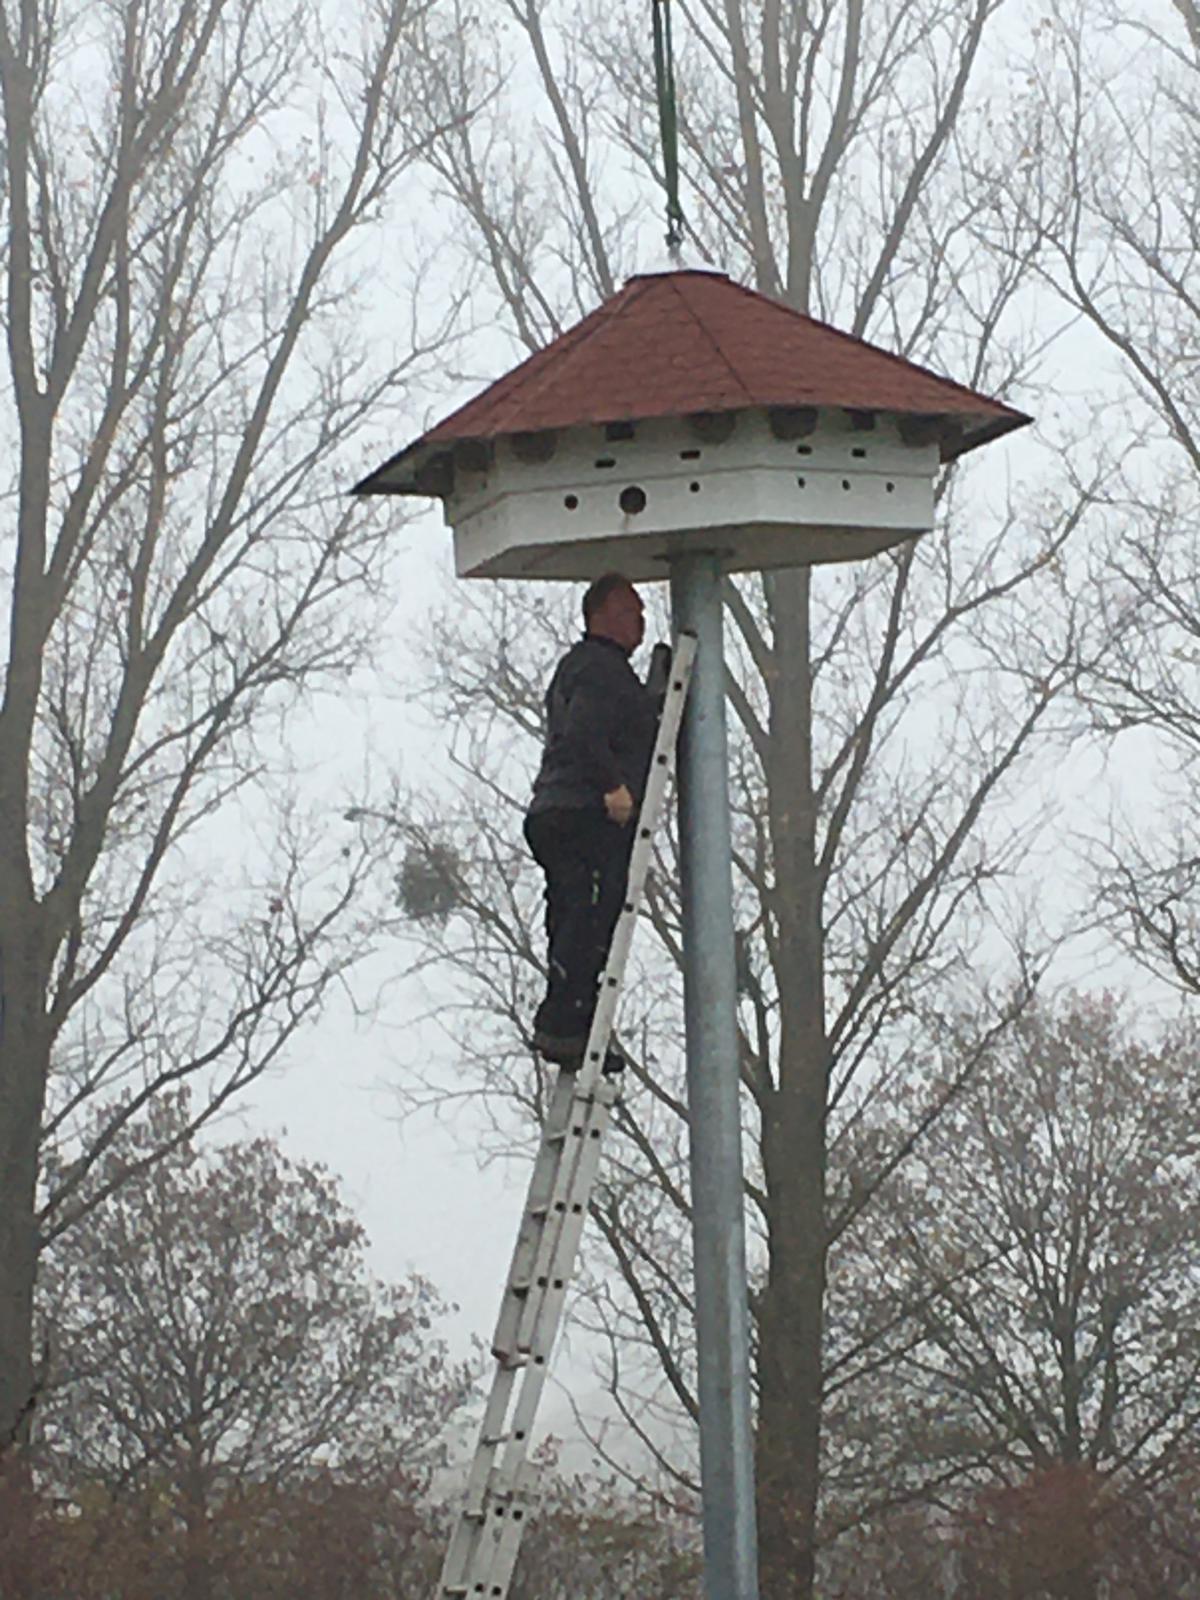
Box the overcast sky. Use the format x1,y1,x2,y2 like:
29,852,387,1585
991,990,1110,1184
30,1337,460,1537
200,0,1186,1468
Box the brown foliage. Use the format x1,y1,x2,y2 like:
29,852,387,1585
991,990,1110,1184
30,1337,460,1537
25,1096,472,1600
0,0,454,1503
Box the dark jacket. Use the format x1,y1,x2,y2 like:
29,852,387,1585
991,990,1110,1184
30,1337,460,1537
528,636,659,816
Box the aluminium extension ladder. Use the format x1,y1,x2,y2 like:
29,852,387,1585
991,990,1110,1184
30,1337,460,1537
435,630,697,1600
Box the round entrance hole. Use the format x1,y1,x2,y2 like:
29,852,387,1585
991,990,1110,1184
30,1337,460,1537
564,493,579,510
619,484,647,515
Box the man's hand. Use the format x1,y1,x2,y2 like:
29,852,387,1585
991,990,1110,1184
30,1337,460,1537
604,784,635,826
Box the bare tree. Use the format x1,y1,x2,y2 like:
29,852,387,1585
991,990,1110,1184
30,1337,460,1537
0,0,458,1533
953,1462,1200,1600
833,992,1200,1600
390,1,1113,1593
32,1091,473,1600
1002,0,1200,991
510,1455,702,1600
818,1462,1200,1600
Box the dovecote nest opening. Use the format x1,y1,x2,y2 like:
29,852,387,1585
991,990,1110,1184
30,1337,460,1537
354,269,1031,582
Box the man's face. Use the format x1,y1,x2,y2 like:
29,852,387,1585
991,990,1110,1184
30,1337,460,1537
600,584,645,653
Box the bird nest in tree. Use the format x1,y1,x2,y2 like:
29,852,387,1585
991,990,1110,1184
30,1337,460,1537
397,839,463,922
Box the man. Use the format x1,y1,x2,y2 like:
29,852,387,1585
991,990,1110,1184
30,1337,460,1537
525,573,666,1066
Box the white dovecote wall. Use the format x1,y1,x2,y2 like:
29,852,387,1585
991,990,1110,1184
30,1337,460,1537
437,406,945,582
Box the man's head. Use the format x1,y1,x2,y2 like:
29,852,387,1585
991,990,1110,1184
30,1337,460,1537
582,573,645,654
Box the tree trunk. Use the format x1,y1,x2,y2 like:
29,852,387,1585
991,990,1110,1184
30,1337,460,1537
1056,1570,1099,1600
0,1452,35,1600
182,1450,214,1600
0,904,52,1600
755,568,829,1600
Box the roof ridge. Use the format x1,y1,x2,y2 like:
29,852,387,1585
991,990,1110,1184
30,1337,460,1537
717,275,1014,412
668,275,759,409
485,277,654,434
410,279,642,442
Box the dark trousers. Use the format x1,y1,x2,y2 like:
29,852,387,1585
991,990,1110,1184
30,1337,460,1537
524,808,633,1032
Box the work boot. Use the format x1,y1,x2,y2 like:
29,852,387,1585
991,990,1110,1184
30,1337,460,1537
532,1026,587,1066
602,1045,626,1076
532,996,592,1066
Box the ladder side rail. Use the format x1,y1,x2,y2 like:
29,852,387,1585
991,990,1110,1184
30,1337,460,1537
438,1361,523,1593
448,1461,541,1600
512,1079,618,1354
492,638,691,1359
458,1497,507,1600
574,635,695,1094
456,639,696,1588
441,1100,586,1591
484,1463,542,1600
448,1078,594,1592
439,1349,530,1591
500,1104,617,1483
504,639,695,1355
442,1085,579,1590
525,1102,617,1372
491,1072,577,1358
438,1509,486,1597
436,633,696,1600
513,635,695,1357
461,1364,520,1516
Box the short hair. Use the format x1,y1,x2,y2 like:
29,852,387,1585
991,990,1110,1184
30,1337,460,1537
582,572,633,626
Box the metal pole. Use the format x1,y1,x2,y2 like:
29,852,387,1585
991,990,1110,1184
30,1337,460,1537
670,551,760,1600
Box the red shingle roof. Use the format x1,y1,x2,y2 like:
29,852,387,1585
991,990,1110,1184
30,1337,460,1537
356,269,1030,493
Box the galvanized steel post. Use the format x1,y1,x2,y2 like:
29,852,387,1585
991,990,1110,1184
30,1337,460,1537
670,551,760,1600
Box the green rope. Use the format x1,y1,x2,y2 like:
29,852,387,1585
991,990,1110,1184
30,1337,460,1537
651,0,686,257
